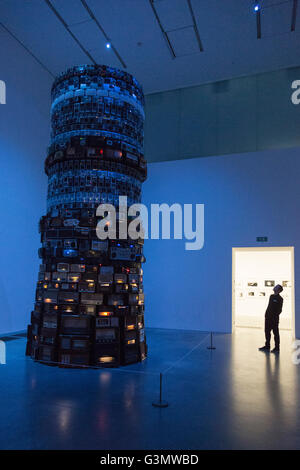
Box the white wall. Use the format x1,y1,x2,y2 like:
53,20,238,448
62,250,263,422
142,147,300,337
0,25,52,334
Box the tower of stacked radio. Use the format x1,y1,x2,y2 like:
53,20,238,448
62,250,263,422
26,65,147,367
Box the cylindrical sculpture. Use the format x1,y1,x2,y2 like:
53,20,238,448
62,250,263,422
26,65,147,367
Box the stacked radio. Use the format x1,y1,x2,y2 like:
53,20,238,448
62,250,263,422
26,65,147,367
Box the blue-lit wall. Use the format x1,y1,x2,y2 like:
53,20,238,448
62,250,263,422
145,66,300,163
0,25,51,334
143,146,300,337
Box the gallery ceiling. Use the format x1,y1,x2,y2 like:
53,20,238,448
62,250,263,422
0,0,300,94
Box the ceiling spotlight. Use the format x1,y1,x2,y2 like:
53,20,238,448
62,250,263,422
254,4,261,12
106,42,111,49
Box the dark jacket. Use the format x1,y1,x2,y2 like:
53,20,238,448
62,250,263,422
265,294,283,319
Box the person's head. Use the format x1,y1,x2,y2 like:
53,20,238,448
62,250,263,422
273,284,283,295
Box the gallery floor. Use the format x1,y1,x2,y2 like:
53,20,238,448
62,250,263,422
0,327,299,450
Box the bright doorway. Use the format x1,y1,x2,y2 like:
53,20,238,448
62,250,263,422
232,247,295,335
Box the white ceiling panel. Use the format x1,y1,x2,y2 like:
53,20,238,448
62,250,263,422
154,0,192,31
168,26,199,56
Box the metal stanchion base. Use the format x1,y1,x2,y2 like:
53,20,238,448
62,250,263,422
207,346,216,350
152,400,169,408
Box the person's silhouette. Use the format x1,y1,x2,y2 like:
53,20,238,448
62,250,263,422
259,284,283,354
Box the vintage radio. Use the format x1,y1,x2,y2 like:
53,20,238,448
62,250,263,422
60,282,77,291
115,305,129,316
60,304,78,315
84,250,102,259
58,228,74,238
114,273,127,284
67,273,81,283
78,239,90,251
121,329,145,365
82,272,97,282
44,229,58,239
57,263,69,272
122,345,139,365
128,273,139,284
107,294,124,306
39,264,46,273
63,248,78,258
43,290,58,304
109,246,136,261
63,218,79,227
80,293,103,305
137,314,144,329
52,271,68,282
43,303,59,314
70,263,85,273
78,281,95,293
129,283,139,293
57,291,79,304
139,328,145,343
34,301,44,313
40,320,57,338
38,345,57,363
93,344,120,367
37,280,49,290
139,341,147,361
80,304,97,316
85,265,98,274
30,309,42,326
91,240,108,253
124,330,138,346
99,266,114,274
115,283,128,294
98,272,113,283
58,352,90,367
51,217,63,227
79,216,96,228
31,320,40,338
61,315,91,335
97,281,113,294
74,226,89,237
97,306,114,317
35,289,43,302
42,314,58,330
95,317,119,328
64,239,77,249
43,239,63,249
128,294,138,305
124,316,137,331
95,328,119,344
31,311,41,327
59,335,90,352
38,272,51,281
39,333,56,345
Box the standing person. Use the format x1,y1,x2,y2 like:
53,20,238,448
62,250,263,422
259,284,283,353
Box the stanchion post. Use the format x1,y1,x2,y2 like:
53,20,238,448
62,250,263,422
207,332,216,350
152,372,169,408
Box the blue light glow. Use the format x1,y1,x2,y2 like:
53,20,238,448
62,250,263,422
106,43,111,49
254,4,260,12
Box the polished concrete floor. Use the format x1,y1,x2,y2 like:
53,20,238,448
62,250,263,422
0,327,299,450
